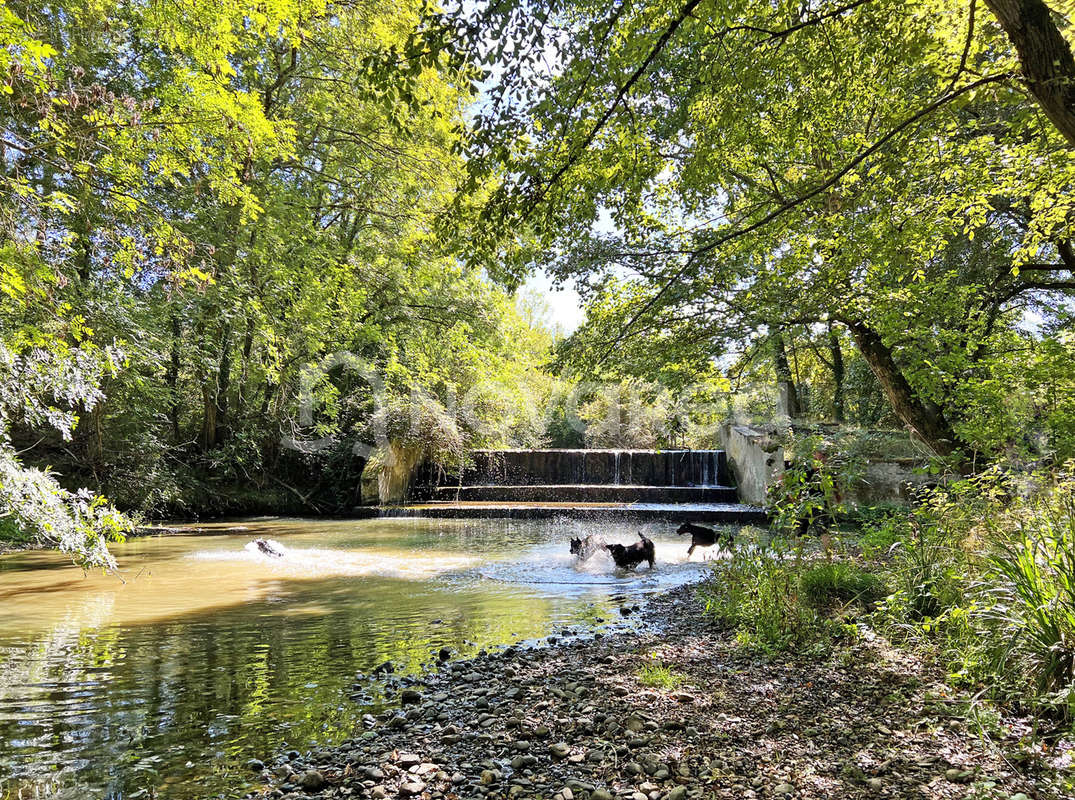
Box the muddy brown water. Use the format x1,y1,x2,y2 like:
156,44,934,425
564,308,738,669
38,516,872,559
0,517,728,799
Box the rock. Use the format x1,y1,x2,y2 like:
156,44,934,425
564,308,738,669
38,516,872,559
591,790,613,800
664,788,687,800
400,689,423,705
364,767,385,781
773,783,795,797
371,788,388,799
626,716,645,733
480,769,501,785
398,781,426,796
438,648,451,662
398,753,421,769
451,772,466,784
373,660,394,675
625,762,643,776
866,777,883,790
944,768,973,784
549,742,571,760
245,758,265,772
298,770,326,791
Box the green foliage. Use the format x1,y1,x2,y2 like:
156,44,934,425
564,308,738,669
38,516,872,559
700,538,849,654
433,0,1075,463
988,475,1075,721
0,0,559,527
874,465,1075,724
636,657,684,691
767,435,853,533
800,561,887,609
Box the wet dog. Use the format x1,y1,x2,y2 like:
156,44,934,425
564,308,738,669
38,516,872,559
253,538,285,558
569,534,606,561
604,532,655,570
675,522,733,557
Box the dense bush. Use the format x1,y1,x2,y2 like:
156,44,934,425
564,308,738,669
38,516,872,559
700,537,857,654
800,561,887,609
876,465,1075,725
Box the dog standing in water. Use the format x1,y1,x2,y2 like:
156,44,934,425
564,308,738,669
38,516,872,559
569,534,606,561
675,522,734,558
604,532,656,570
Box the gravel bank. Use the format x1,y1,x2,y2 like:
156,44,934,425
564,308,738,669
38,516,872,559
248,583,1068,800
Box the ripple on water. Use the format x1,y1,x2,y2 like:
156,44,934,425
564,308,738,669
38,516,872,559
0,517,737,800
188,541,481,580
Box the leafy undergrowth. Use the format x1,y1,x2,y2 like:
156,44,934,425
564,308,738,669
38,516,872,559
702,463,1075,748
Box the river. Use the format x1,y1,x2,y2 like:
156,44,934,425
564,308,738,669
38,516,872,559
0,517,721,799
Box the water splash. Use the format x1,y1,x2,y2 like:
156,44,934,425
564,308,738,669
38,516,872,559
191,543,478,580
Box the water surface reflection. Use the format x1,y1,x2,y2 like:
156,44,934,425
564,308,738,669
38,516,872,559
0,517,721,799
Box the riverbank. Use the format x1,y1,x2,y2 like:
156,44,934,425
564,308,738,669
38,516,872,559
248,583,1071,800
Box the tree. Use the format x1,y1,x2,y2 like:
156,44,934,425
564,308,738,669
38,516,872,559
421,0,1075,464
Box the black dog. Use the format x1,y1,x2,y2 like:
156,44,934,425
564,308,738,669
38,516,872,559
569,534,606,560
676,522,733,557
604,532,655,570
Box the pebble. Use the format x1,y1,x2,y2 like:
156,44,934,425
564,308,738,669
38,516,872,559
249,585,1041,800
549,742,571,759
297,770,326,791
245,758,265,772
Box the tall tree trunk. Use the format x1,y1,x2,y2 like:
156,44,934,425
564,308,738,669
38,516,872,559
844,320,966,463
985,0,1075,147
167,314,182,442
828,324,846,423
771,330,801,418
215,324,233,444
200,381,218,450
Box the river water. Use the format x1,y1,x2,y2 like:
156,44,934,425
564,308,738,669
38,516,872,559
0,517,722,799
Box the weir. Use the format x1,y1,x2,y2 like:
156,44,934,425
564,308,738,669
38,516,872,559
387,449,767,523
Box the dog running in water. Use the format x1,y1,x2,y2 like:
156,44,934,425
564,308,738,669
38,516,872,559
569,534,607,561
675,522,734,558
604,532,656,570
252,538,285,558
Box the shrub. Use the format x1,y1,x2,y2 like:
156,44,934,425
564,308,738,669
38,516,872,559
700,539,846,654
873,464,1075,726
800,561,887,608
986,472,1075,721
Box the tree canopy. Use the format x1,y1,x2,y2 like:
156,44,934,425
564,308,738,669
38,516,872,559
409,0,1075,464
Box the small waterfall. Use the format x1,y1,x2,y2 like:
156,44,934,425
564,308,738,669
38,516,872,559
458,449,725,487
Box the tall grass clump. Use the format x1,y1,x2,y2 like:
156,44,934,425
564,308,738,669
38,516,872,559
700,539,862,654
800,561,887,608
876,464,1075,726
986,473,1075,722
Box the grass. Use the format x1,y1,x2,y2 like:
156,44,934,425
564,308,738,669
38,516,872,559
637,660,684,691
800,561,887,608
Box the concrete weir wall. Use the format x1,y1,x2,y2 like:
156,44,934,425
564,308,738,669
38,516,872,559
718,424,784,506
461,449,729,487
